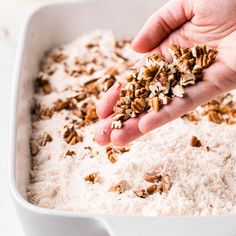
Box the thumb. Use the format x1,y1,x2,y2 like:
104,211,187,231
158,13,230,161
132,0,193,53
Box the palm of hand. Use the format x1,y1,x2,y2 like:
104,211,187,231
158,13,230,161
166,0,236,91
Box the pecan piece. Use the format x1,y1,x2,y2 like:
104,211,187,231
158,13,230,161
106,66,119,76
108,180,128,193
191,136,202,147
146,184,160,195
161,175,171,193
39,108,53,120
148,97,159,111
134,189,148,198
207,110,223,124
106,146,117,163
51,53,67,63
172,85,184,98
111,120,122,129
182,111,199,122
84,104,98,124
180,73,195,86
40,132,52,146
53,98,76,112
113,145,131,154
63,125,83,145
64,150,76,158
144,172,161,183
131,98,146,113
35,72,52,94
84,172,101,183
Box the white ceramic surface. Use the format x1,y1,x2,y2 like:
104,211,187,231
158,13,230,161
0,1,55,235
9,1,236,236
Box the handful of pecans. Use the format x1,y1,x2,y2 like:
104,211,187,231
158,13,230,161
111,44,217,128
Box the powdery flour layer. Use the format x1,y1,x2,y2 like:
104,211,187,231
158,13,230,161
27,30,236,216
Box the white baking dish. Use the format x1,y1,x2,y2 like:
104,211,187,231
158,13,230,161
9,0,236,235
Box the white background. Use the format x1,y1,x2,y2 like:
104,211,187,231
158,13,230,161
0,1,59,235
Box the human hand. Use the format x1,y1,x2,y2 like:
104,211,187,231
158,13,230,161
96,0,236,146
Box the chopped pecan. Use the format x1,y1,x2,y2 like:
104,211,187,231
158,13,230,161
108,180,128,193
144,172,161,183
180,73,195,86
195,49,217,68
73,90,87,102
54,98,76,112
131,98,146,113
103,76,116,91
169,44,182,60
182,111,199,122
134,189,148,198
85,43,98,48
51,53,67,63
158,93,170,105
146,184,160,195
84,103,98,123
35,72,52,94
64,150,76,158
73,109,84,119
126,68,138,82
106,146,117,163
106,66,119,76
115,39,131,48
112,113,126,121
207,110,223,123
84,172,101,183
84,79,99,96
161,175,171,193
148,97,159,111
203,100,220,114
191,136,202,147
113,145,131,154
63,125,83,145
172,85,184,98
114,51,128,61
39,108,53,120
40,132,52,146
111,120,122,129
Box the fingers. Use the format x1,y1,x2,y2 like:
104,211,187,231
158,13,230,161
132,0,192,53
138,79,221,134
95,117,113,145
110,115,144,146
96,81,125,119
95,114,145,146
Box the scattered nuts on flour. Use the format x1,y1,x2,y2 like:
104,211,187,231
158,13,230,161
112,44,217,128
28,31,236,215
134,173,171,198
